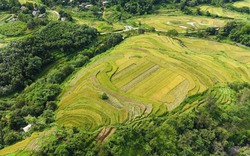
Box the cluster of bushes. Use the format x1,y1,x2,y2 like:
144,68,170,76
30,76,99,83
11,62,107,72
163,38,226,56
217,21,250,46
36,126,97,155
0,21,98,96
182,7,215,17
186,26,219,38
0,0,20,13
0,71,63,147
183,21,250,47
58,10,73,21
105,5,132,22
95,33,123,54
110,0,156,15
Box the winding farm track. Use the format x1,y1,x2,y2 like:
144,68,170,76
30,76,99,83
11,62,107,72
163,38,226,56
100,27,139,35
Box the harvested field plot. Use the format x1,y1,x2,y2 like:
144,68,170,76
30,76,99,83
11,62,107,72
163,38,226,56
233,0,250,8
56,34,250,130
134,15,226,32
200,5,250,19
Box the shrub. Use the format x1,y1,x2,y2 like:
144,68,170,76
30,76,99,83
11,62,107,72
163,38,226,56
166,29,179,37
101,93,109,100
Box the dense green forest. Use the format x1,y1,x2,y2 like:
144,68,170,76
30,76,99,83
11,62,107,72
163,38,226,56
0,22,98,96
218,21,250,46
0,0,20,12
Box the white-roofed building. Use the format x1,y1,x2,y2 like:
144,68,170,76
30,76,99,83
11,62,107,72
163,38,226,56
23,124,32,132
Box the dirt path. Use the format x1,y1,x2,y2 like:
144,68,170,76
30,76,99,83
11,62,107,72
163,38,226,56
100,28,139,35
101,0,108,21
96,127,116,143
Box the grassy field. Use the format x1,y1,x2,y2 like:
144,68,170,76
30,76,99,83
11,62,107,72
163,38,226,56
0,21,27,37
200,5,250,19
47,10,60,21
0,14,27,47
73,16,124,32
56,34,250,131
75,18,117,32
133,15,227,32
233,0,250,8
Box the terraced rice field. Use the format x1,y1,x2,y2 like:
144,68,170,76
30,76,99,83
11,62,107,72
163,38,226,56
175,84,237,118
56,34,250,131
0,129,52,156
211,85,236,105
134,15,227,32
0,21,27,37
74,17,124,32
0,14,13,23
233,0,250,8
200,5,250,19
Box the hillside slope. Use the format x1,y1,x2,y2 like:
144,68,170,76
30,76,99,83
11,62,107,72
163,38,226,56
56,34,250,131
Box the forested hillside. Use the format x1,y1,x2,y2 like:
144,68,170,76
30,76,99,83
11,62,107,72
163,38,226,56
0,22,98,95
